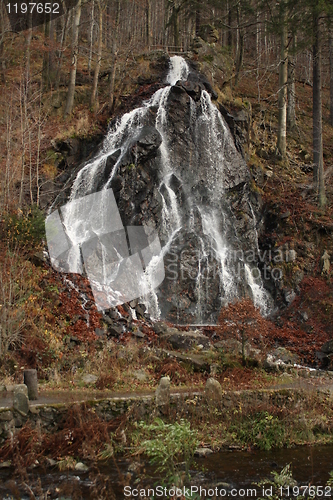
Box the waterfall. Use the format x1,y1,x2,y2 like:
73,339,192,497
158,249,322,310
56,55,272,322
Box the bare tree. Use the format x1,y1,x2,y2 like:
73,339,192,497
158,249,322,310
91,0,104,110
64,0,82,117
277,3,288,160
329,26,333,126
312,8,326,207
109,0,120,110
287,35,296,130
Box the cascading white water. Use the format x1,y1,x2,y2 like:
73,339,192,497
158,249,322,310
61,55,272,321
165,55,190,85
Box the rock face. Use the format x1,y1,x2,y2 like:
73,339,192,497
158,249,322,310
56,56,271,323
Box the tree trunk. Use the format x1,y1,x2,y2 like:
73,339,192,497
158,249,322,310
146,0,151,48
329,27,333,127
91,1,103,110
277,11,288,159
313,9,326,207
195,2,200,36
42,20,50,90
234,6,244,86
287,35,296,130
64,0,82,118
25,16,32,95
109,0,120,110
88,0,95,74
0,3,7,83
227,1,232,50
173,5,180,50
48,18,55,81
55,9,70,90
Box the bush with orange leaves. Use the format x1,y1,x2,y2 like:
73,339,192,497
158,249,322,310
218,298,270,365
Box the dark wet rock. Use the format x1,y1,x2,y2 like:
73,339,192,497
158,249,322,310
108,325,123,337
30,251,48,267
321,340,333,354
104,308,120,321
283,289,296,305
129,126,162,163
132,329,146,339
219,104,250,156
135,303,146,317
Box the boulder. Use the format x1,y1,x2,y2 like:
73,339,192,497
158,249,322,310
159,349,210,371
0,411,13,422
194,447,214,457
81,374,98,385
205,378,223,401
108,325,123,337
75,462,89,472
270,347,300,365
161,330,210,350
321,340,333,354
133,369,148,382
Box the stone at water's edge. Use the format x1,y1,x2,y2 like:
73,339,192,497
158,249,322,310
205,378,223,401
155,376,170,406
194,447,214,457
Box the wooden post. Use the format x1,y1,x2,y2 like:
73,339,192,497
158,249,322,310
24,369,38,400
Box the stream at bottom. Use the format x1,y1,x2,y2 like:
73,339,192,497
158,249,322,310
0,445,332,499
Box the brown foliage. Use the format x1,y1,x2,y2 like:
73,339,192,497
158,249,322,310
217,298,269,352
0,404,125,466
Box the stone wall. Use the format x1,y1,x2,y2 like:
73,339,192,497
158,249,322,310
1,386,331,446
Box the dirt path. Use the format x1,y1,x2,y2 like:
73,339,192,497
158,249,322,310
1,373,332,410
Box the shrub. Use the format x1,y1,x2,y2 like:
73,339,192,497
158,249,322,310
3,205,45,249
234,411,286,450
138,418,199,486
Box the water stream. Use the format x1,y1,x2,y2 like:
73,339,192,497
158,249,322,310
1,445,332,499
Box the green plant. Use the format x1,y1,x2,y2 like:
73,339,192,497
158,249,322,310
255,464,299,500
328,472,333,487
4,205,45,249
234,411,286,450
138,418,199,487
